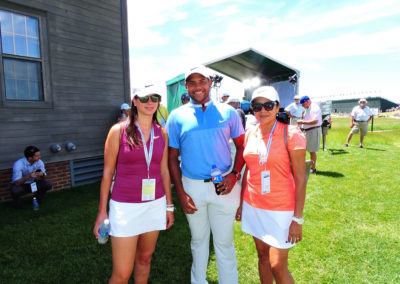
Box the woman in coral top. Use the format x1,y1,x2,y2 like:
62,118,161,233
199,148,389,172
93,86,174,283
236,86,306,284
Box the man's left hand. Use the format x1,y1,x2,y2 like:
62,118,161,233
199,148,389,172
217,173,237,195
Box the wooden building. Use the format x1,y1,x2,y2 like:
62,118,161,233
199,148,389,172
0,0,130,201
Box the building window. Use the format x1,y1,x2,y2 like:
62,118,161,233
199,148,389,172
0,7,50,107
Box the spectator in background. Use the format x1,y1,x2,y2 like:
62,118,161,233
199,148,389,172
221,93,230,103
228,97,246,130
181,93,190,105
284,95,304,126
10,146,52,208
241,100,258,131
157,98,169,127
344,98,373,148
321,114,332,151
297,96,322,174
118,103,131,122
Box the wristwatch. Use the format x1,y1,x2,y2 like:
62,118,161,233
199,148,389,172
292,216,304,225
231,170,241,181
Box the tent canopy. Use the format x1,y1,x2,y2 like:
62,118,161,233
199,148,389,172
204,48,299,83
166,48,300,112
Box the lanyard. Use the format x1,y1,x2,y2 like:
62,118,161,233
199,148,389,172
257,120,277,166
135,122,154,178
303,107,309,119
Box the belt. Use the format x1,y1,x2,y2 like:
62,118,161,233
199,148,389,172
304,126,321,131
354,120,367,122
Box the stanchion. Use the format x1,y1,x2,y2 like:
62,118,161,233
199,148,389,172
371,116,374,132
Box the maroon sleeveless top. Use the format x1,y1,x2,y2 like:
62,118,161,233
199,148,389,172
111,122,166,203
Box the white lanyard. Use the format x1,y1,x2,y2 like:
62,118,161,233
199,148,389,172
257,120,277,166
135,122,154,178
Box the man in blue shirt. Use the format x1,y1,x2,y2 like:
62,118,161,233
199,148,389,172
10,146,52,208
166,66,245,284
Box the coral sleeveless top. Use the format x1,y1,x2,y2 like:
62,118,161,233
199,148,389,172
111,122,166,203
243,122,306,211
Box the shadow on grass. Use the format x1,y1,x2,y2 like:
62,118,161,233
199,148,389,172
327,149,349,155
315,171,344,178
364,147,386,151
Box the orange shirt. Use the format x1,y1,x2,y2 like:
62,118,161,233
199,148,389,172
243,122,306,211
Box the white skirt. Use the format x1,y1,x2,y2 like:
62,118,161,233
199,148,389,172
109,196,166,237
242,201,295,249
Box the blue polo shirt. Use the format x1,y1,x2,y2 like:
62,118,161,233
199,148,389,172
166,100,244,180
12,157,47,183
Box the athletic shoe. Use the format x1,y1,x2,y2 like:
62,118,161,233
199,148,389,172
343,143,349,147
310,169,317,174
359,145,363,148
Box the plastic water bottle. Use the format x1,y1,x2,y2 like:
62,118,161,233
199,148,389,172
211,164,223,183
211,165,224,195
32,197,39,211
98,219,110,244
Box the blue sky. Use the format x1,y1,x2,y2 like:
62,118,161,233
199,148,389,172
127,0,400,103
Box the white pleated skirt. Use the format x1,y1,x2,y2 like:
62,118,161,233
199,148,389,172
242,201,295,249
109,196,166,237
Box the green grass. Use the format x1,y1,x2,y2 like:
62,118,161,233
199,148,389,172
1,117,399,283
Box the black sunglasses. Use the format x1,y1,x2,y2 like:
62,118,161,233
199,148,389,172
137,95,160,103
251,101,276,112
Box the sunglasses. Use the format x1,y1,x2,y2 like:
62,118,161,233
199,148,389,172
137,95,160,103
251,101,276,112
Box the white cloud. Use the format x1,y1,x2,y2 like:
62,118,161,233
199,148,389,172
288,26,400,61
127,0,189,48
270,0,400,39
199,0,243,7
215,5,239,17
129,28,169,48
180,27,202,40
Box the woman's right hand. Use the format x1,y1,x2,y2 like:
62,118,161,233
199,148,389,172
93,211,108,239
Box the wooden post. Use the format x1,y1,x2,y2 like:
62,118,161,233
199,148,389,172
371,116,374,132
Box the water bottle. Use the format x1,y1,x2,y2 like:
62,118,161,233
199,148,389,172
98,219,110,244
32,197,39,211
211,165,223,195
211,165,223,183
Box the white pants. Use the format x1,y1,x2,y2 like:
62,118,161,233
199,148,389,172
182,175,241,284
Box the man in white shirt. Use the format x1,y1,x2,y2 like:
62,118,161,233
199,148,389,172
297,96,322,174
10,146,52,208
221,93,230,103
284,95,304,125
344,98,373,148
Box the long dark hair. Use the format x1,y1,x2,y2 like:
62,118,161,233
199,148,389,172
125,100,159,148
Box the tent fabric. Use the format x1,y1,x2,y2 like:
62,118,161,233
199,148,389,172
166,74,186,113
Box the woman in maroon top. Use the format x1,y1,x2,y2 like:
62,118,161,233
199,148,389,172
93,86,174,283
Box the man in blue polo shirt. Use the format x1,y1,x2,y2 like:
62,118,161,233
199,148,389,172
166,66,245,284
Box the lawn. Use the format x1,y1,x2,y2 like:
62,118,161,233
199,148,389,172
1,117,399,283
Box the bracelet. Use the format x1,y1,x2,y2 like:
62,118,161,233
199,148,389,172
167,204,175,212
